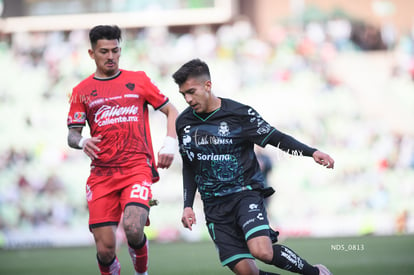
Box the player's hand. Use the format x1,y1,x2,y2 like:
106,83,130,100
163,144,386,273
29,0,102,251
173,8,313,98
312,150,334,169
157,136,176,169
157,152,174,169
82,135,102,160
181,207,196,231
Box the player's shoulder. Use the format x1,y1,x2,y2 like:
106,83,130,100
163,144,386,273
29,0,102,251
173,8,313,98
176,107,193,126
121,69,149,79
177,106,193,120
221,97,245,108
73,73,95,90
220,97,252,115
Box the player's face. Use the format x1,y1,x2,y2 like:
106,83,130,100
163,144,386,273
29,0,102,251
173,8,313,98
179,77,213,113
89,39,121,78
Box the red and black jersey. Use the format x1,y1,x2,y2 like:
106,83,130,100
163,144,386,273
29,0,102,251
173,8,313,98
67,70,168,182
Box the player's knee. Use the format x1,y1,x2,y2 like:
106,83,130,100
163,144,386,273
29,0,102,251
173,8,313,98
97,246,116,264
250,247,273,264
93,227,117,264
230,259,260,275
123,219,144,242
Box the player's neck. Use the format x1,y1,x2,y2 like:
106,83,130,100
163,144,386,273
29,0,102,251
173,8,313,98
206,96,221,113
94,69,121,79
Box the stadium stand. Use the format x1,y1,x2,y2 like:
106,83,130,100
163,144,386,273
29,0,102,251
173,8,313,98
0,1,413,248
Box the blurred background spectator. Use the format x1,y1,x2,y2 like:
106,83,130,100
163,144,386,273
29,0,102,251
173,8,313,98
1,0,413,247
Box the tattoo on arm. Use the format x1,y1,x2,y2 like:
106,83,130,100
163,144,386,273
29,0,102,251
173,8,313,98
67,128,83,149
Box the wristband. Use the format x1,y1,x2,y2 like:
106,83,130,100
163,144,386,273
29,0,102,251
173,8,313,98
78,137,88,148
159,136,177,155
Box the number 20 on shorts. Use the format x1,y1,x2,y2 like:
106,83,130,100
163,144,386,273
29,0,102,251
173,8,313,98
130,184,149,200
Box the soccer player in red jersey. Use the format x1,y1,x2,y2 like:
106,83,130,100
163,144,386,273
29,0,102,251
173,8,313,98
67,25,178,275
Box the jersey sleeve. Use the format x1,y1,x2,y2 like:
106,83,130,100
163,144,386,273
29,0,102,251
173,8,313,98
67,88,86,128
266,129,317,157
182,157,197,208
138,72,169,110
240,105,276,147
176,115,197,208
239,104,316,156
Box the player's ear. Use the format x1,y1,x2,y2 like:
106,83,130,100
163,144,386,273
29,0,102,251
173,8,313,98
204,80,212,92
88,48,95,60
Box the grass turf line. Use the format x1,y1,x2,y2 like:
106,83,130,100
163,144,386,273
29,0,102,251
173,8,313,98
0,235,413,275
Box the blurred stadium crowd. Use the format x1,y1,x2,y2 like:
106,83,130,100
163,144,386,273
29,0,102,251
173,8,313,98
1,13,414,246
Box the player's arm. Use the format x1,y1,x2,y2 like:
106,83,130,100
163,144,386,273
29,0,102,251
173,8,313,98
67,127,84,149
181,160,197,230
67,127,101,160
266,129,334,168
157,102,179,169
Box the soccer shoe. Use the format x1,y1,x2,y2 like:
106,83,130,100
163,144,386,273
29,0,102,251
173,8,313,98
314,264,332,275
134,272,148,275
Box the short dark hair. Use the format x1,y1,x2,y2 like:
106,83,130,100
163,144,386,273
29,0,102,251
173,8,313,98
89,25,122,49
172,59,211,86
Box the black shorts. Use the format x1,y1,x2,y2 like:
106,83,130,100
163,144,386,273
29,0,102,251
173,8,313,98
204,191,272,267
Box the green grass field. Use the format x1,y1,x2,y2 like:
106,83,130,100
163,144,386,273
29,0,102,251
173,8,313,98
0,235,413,275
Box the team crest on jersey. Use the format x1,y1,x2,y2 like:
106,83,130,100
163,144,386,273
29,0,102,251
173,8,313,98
126,83,135,91
218,121,230,136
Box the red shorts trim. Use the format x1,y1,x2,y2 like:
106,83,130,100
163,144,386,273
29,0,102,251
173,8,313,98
86,167,153,228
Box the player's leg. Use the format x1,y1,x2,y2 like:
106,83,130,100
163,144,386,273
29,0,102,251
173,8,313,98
247,236,322,275
238,191,322,275
87,173,123,275
203,194,278,275
205,218,279,275
236,191,274,265
230,258,259,275
123,204,149,275
230,258,280,275
120,171,153,275
268,243,321,275
246,235,273,263
92,225,121,275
